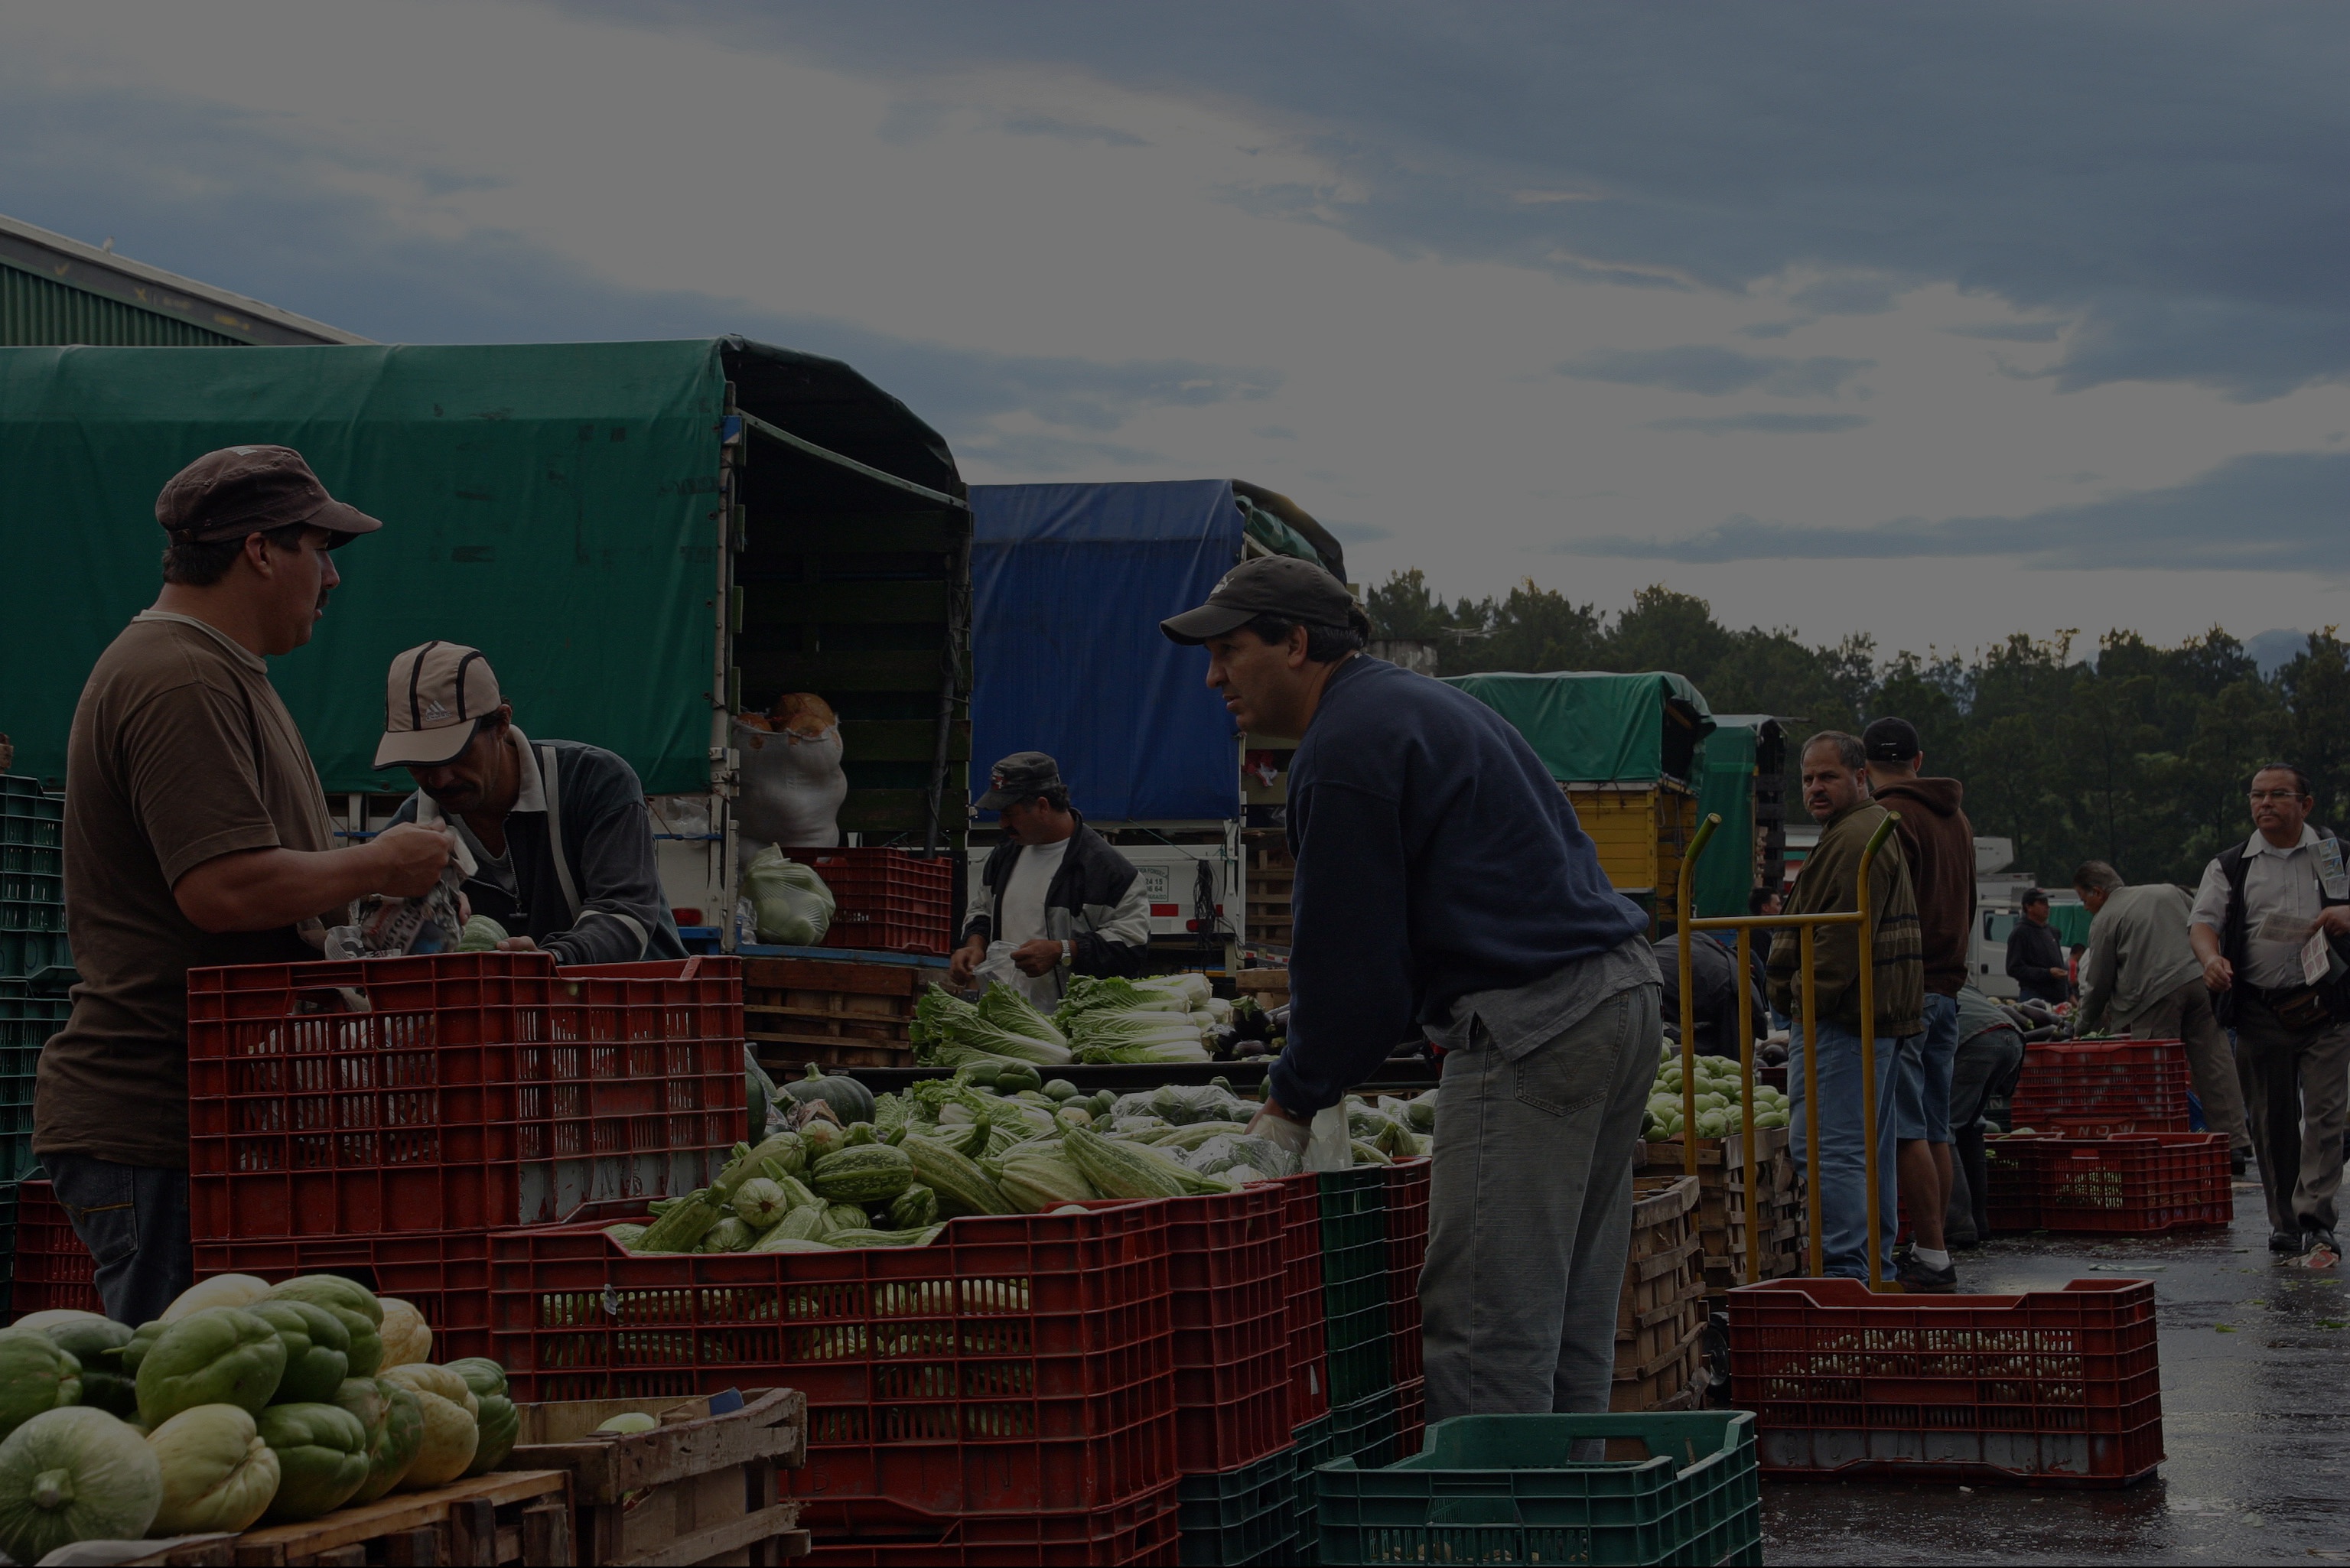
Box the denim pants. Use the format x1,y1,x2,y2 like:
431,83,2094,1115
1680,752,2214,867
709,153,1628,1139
1422,984,1660,1424
1786,1020,1902,1279
44,1153,192,1326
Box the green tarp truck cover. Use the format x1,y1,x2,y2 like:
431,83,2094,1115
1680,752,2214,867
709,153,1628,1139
1693,721,1759,919
1440,671,1716,786
1,338,963,803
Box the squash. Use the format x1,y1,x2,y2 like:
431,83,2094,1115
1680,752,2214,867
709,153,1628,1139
146,1404,280,1535
136,1309,287,1429
337,1378,423,1505
263,1277,385,1378
0,1330,83,1442
245,1300,351,1405
255,1402,370,1521
161,1274,275,1325
379,1365,477,1488
377,1300,433,1370
42,1319,135,1420
809,1145,916,1204
0,1407,162,1559
784,1063,875,1124
444,1361,517,1475
10,1310,108,1333
733,1176,791,1230
597,1411,658,1435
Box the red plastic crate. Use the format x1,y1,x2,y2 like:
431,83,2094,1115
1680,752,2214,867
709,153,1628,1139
490,1202,1176,1515
189,1231,494,1360
1384,1158,1431,1392
1990,1133,2231,1235
789,850,955,956
2009,1039,2190,1134
9,1182,99,1319
1274,1173,1330,1427
186,955,740,1238
799,1485,1179,1566
1727,1276,2164,1485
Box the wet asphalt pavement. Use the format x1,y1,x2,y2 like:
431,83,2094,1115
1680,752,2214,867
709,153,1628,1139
1760,1176,2350,1564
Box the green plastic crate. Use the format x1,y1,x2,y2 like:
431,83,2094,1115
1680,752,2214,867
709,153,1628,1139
1291,1410,1339,1565
0,932,70,980
1179,1444,1297,1566
1325,1386,1400,1474
1318,1168,1385,1256
1314,1410,1763,1567
1324,1299,1394,1407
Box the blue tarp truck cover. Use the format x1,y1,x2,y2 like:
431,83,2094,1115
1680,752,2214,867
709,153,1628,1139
969,480,1242,822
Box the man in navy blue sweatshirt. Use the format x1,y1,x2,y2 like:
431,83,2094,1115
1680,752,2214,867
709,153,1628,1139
1163,558,1656,1423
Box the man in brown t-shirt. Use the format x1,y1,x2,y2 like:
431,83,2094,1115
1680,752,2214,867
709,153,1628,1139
37,446,452,1322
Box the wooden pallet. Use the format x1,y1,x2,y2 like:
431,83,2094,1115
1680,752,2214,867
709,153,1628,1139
744,955,924,1072
1246,846,1294,945
125,1470,574,1566
503,1388,808,1566
1640,1129,1805,1295
1613,1173,1705,1412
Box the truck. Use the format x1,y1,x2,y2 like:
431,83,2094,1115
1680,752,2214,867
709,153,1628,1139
965,478,1348,968
0,337,972,943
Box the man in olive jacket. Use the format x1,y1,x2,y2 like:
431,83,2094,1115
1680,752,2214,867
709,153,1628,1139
1768,731,1925,1280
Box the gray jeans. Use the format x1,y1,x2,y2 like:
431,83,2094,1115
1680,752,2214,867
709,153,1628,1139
1422,982,1660,1423
2233,999,2350,1236
2121,978,2251,1154
44,1154,192,1326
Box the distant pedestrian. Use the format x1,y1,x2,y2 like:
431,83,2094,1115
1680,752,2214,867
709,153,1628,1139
1863,717,1974,1293
2072,860,2251,1172
1943,985,2026,1247
2006,890,2070,1007
1766,731,1922,1280
2189,763,2350,1259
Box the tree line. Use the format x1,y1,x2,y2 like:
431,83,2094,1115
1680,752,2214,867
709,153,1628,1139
1365,571,2350,890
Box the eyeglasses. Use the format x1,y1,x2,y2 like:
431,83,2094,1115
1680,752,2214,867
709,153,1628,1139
2248,790,2305,802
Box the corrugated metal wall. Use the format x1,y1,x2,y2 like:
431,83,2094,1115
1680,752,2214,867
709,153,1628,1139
0,264,246,346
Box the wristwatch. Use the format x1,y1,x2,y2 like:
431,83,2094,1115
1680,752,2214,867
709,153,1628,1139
1061,939,1074,964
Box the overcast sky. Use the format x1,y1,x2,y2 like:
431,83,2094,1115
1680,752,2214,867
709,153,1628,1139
5,2,2345,659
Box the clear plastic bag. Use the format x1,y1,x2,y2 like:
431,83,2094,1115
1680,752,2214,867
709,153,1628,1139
743,845,836,946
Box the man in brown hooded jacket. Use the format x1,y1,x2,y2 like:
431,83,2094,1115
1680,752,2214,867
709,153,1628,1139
1863,718,1976,1292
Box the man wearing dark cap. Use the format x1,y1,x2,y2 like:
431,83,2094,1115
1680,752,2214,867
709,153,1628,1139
38,446,454,1322
950,752,1150,1004
1164,556,1655,1426
377,642,683,965
2007,888,2072,1007
1862,716,1976,1292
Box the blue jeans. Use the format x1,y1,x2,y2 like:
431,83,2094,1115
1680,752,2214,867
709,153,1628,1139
1896,993,1959,1143
44,1154,192,1326
1786,1020,1902,1280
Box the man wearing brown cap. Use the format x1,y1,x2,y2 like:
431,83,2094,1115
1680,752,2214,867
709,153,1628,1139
378,642,684,966
1163,555,1656,1428
38,446,454,1322
949,751,1150,1004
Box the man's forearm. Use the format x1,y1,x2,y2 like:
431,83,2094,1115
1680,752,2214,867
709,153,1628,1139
174,843,400,934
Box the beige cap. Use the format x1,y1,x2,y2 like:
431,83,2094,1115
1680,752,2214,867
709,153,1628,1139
375,642,503,769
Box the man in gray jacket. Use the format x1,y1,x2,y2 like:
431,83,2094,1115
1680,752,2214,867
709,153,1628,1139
2073,860,2248,1168
378,642,682,965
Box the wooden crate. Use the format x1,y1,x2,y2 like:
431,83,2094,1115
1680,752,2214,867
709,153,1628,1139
1246,844,1294,945
503,1387,807,1567
1567,781,1696,903
124,1470,574,1566
1612,1173,1705,1413
744,955,928,1072
1234,966,1291,1010
1639,1128,1805,1296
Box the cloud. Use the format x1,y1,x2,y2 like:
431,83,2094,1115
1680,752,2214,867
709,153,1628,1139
1557,346,1871,398
1947,321,2066,343
1567,451,2350,571
604,2,2350,399
1648,412,1870,434
1002,115,1145,147
1322,519,1392,543
1788,276,1899,316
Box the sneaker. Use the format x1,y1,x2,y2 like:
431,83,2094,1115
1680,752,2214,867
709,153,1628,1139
2270,1228,2305,1254
2231,1150,2248,1176
2307,1227,2342,1257
1896,1257,1959,1293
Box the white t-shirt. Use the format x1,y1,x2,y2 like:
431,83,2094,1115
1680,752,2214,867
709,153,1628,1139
1001,838,1069,948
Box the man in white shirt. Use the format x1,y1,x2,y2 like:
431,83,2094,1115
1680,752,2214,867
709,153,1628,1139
950,752,1151,1004
2189,763,2350,1259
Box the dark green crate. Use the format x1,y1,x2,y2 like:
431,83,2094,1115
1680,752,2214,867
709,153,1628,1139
0,931,70,980
1319,1168,1385,1256
1179,1446,1298,1566
0,1103,32,1183
0,872,60,906
0,980,68,1059
1314,1410,1763,1567
1321,1235,1386,1288
0,900,65,936
0,845,60,878
1292,1410,1339,1563
1326,1386,1400,1474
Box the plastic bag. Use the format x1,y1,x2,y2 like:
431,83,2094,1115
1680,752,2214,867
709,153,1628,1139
327,834,476,959
735,697,848,864
743,846,836,946
1304,1104,1355,1172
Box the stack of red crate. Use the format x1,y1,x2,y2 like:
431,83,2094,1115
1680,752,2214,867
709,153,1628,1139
1383,1158,1431,1455
9,1182,97,1317
490,1199,1180,1549
174,953,740,1357
788,848,956,955
1728,1275,2163,1485
1273,1172,1330,1429
1164,1186,1292,1475
1987,1131,2231,1235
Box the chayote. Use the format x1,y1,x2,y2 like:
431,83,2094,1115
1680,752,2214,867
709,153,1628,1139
0,1330,82,1441
337,1377,423,1505
256,1401,371,1521
264,1277,385,1378
444,1359,518,1475
135,1308,288,1428
246,1300,351,1406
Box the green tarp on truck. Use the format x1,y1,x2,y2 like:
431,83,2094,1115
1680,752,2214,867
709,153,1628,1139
0,339,971,843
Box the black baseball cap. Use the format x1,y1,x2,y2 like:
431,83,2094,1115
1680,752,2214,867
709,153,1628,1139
2023,886,2049,906
1863,717,1921,763
976,751,1065,810
1160,556,1356,646
157,445,382,545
